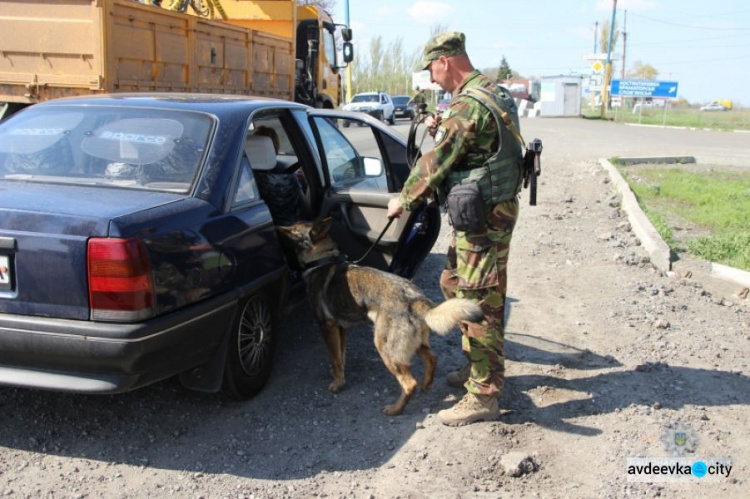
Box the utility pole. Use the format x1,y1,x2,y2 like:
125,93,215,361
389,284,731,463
345,0,352,104
594,21,599,53
600,0,617,118
621,10,627,80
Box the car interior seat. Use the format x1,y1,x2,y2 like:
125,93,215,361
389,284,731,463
245,135,306,227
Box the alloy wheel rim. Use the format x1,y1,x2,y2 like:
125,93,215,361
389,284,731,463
237,297,272,376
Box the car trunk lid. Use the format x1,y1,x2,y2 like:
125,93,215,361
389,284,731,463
0,181,183,320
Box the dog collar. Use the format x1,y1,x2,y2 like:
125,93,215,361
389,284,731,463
301,254,349,278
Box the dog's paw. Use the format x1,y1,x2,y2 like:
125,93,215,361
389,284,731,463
328,379,345,392
382,404,404,416
421,382,433,393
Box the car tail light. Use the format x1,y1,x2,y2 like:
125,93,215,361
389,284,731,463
87,238,155,322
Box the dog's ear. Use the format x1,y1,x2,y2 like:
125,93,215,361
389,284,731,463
310,217,333,241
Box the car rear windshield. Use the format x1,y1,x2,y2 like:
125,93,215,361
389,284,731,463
351,94,379,103
0,106,214,193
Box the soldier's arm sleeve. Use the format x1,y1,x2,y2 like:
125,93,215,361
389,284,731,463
399,100,478,211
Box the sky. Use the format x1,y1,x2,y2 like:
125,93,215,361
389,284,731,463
332,0,750,106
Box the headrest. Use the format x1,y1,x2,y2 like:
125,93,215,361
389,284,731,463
245,135,276,171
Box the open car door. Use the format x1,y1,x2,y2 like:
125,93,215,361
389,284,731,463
306,110,441,279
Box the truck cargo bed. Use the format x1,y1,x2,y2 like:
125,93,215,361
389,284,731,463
0,0,293,104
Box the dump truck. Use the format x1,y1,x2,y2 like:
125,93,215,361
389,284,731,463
0,0,352,119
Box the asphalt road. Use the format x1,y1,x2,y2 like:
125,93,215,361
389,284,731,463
389,116,750,167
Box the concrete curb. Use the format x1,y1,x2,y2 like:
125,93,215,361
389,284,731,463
599,158,671,272
711,263,750,289
623,123,750,134
612,156,695,166
599,157,750,292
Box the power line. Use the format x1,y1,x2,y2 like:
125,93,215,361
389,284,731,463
628,33,750,47
648,55,750,66
647,8,750,20
628,11,750,31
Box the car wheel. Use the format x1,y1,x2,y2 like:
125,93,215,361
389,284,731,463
388,111,396,125
342,120,351,128
222,294,277,399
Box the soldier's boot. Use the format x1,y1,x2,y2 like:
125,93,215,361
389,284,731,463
437,393,499,426
446,363,471,388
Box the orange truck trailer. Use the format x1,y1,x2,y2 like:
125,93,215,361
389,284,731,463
0,0,352,119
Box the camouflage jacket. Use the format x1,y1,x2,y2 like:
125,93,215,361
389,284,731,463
399,71,518,211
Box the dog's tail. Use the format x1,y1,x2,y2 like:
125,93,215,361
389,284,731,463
423,299,483,335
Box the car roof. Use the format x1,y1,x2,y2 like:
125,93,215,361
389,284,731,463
34,93,309,117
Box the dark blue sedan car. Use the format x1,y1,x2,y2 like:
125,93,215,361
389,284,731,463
0,94,441,398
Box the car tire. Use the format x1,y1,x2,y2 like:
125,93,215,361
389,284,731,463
342,120,351,128
222,294,277,399
388,111,396,125
254,172,304,226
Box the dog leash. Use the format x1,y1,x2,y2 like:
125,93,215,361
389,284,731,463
351,217,395,264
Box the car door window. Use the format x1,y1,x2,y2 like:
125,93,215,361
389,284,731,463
312,117,388,192
231,156,258,208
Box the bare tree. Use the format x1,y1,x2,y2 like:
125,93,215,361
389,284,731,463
599,18,619,54
350,36,422,96
429,23,450,39
627,60,659,80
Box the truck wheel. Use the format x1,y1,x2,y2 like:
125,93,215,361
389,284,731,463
222,294,277,399
189,0,213,18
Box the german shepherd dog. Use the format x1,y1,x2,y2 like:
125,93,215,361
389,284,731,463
277,218,482,415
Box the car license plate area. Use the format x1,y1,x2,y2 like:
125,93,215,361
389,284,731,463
0,254,11,291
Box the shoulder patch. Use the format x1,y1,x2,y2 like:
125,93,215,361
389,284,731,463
434,126,447,145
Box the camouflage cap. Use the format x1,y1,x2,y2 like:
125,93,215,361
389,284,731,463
421,32,466,69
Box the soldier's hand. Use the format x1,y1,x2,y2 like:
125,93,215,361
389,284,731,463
425,115,441,137
387,197,403,219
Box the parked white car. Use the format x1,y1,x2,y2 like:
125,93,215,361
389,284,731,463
700,102,728,112
342,92,395,126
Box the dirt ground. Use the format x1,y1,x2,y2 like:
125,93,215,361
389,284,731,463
1,122,748,498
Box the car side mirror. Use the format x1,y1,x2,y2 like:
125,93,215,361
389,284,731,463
342,42,353,64
363,157,383,177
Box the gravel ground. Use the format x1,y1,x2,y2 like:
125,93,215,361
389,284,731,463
1,122,748,498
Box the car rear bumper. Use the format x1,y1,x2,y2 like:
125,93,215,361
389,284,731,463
0,294,237,394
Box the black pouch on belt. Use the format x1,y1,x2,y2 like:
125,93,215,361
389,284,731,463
446,182,486,232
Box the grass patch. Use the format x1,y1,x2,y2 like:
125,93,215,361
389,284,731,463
689,233,750,270
584,106,750,131
618,165,750,270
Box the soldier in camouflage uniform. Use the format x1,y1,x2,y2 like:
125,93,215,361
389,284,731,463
407,87,427,116
387,32,524,426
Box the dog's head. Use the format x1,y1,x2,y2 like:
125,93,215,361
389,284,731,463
276,218,339,265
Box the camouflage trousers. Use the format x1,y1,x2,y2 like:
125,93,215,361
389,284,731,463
439,198,518,397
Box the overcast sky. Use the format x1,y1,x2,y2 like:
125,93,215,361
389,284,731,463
333,0,750,105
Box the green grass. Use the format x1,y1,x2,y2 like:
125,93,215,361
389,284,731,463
617,166,750,270
585,106,750,131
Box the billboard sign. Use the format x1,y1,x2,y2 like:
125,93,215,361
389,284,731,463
610,79,679,98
